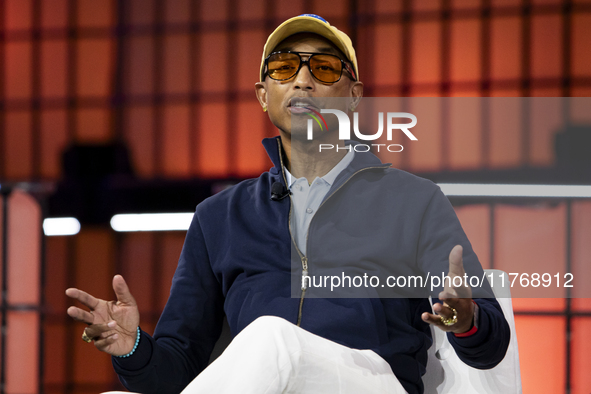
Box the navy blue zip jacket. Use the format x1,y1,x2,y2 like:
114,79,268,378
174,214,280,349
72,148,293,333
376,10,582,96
113,136,510,394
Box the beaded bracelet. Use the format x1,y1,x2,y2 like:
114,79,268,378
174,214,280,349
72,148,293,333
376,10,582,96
115,327,140,358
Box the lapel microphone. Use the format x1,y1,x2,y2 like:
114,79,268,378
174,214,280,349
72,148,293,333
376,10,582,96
270,182,290,201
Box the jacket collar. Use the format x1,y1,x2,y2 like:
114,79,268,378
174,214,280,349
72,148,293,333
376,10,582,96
262,136,284,173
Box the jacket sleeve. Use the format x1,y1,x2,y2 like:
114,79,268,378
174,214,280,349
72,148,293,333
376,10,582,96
417,186,510,369
446,298,510,369
112,209,225,393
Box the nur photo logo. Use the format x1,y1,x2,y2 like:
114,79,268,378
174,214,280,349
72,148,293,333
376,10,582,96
304,108,418,153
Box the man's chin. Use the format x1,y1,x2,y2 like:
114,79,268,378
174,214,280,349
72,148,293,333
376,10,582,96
283,119,311,140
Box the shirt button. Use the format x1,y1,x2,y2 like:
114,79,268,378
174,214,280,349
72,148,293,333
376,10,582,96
306,208,313,214
297,185,302,191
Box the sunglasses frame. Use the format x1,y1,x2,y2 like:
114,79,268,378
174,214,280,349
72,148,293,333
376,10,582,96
264,51,357,83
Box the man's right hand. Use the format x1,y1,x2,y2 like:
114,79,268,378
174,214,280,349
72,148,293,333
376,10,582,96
66,274,140,357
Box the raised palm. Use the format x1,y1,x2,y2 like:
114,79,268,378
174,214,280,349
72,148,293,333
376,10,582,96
66,275,140,356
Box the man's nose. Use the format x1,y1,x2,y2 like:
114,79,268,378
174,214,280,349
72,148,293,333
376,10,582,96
292,62,315,90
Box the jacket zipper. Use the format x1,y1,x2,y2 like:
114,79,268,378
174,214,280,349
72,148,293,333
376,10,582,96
276,140,389,326
276,142,308,326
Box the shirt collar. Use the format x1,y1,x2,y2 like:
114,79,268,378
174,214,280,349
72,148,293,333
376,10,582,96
285,149,355,188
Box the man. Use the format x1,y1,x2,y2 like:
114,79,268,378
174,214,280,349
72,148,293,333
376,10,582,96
66,14,510,394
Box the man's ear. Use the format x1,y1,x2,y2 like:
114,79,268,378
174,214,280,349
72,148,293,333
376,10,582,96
255,81,268,111
349,81,363,111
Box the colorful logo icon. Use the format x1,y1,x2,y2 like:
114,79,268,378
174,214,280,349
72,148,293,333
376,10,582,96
305,107,328,132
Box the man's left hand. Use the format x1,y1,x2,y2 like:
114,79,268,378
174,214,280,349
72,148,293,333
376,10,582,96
421,245,475,334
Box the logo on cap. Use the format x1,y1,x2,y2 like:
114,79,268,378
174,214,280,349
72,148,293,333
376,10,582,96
299,14,328,23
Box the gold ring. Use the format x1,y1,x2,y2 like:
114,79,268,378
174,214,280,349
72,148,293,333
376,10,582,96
440,307,458,326
81,329,93,343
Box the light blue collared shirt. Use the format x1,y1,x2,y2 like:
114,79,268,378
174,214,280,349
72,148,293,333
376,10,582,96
284,150,355,255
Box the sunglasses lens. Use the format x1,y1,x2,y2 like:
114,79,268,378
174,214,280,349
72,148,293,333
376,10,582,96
266,53,345,83
267,53,301,80
309,55,342,83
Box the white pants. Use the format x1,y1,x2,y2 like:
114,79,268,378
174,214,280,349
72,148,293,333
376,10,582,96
181,315,408,394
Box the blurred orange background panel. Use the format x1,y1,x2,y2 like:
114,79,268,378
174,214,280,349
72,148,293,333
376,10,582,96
5,42,32,100
41,40,68,98
125,105,156,177
495,204,567,300
448,98,483,170
491,16,521,79
200,31,229,93
572,13,591,77
6,312,39,393
572,202,591,304
41,0,67,29
77,0,114,28
374,23,403,88
531,14,562,79
455,204,490,269
411,21,441,86
489,98,522,168
163,104,191,177
8,191,41,305
165,0,190,24
197,102,231,177
76,39,114,98
4,111,33,180
5,0,33,31
164,34,191,95
125,36,155,96
1,191,42,393
571,318,591,394
515,316,566,393
450,19,481,83
76,108,112,143
72,229,115,386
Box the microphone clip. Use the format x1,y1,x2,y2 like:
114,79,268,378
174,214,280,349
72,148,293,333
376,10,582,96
270,182,291,201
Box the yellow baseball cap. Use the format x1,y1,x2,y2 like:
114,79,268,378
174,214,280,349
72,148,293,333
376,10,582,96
259,14,359,82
